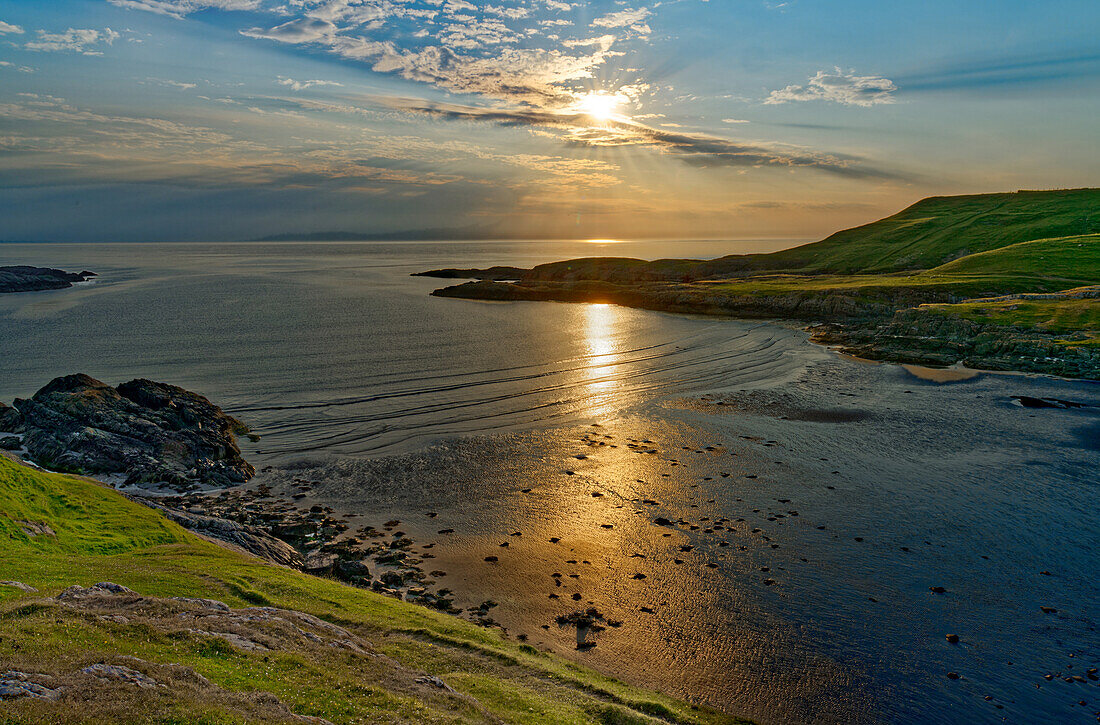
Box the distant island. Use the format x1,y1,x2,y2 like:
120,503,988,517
0,265,96,294
420,188,1100,379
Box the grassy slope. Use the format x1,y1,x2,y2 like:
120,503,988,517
697,234,1100,301
911,235,1100,344
520,189,1100,282
922,298,1100,342
927,233,1100,281
763,188,1100,273
0,456,745,725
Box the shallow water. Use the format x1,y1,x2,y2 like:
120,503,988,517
1,241,1097,723
0,239,805,456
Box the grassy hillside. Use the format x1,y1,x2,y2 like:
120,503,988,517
517,188,1100,283
921,296,1100,342
695,234,1100,300
757,188,1100,274
927,233,1100,281
0,456,745,725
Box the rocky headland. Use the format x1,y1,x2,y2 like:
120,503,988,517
0,265,96,293
419,189,1100,380
810,309,1100,379
0,374,254,489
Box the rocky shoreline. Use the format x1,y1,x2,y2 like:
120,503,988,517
811,310,1100,379
0,265,96,293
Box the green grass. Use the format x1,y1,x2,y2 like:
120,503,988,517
927,233,1100,281
0,457,746,724
524,188,1100,281
919,297,1100,343
757,188,1100,273
692,234,1100,304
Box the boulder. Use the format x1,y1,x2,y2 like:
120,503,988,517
9,374,254,488
0,402,22,433
0,672,62,701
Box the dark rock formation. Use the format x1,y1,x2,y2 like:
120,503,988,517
0,266,96,293
139,500,304,568
4,374,254,488
431,279,899,320
0,403,22,432
412,266,527,281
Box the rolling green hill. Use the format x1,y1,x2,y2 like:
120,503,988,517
515,188,1100,282
766,188,1100,273
926,233,1100,282
0,456,744,725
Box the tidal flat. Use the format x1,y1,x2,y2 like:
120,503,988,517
215,355,1100,725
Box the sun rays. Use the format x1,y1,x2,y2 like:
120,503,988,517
574,91,629,122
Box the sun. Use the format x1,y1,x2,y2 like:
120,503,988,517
576,92,622,121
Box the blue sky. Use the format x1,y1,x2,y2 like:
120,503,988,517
1,0,1097,241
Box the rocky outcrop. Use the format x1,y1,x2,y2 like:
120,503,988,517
432,279,900,320
3,584,344,722
2,374,254,489
0,403,22,432
0,266,96,293
813,310,1100,379
412,266,527,280
139,500,304,568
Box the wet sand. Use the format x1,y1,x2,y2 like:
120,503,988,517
244,354,1100,725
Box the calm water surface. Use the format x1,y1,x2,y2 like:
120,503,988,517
0,239,802,455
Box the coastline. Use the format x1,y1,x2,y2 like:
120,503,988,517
102,348,1100,724
426,279,1100,381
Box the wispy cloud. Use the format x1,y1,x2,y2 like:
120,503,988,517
377,98,896,178
0,61,35,73
0,20,24,34
766,68,897,107
24,27,121,55
277,76,343,91
592,7,652,34
106,0,261,20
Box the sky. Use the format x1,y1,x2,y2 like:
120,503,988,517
0,0,1097,242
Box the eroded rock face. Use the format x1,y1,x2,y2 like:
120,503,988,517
8,374,254,489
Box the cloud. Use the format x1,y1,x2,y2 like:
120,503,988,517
722,118,750,124
277,76,344,91
591,8,652,34
766,68,897,107
0,21,24,34
106,0,260,20
242,18,338,43
244,23,622,107
24,27,121,55
380,98,895,178
0,61,35,72
145,77,198,90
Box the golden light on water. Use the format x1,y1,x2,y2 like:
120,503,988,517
585,238,624,244
583,303,620,416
